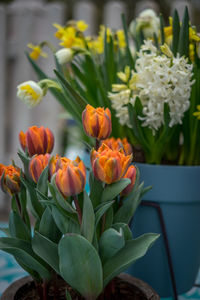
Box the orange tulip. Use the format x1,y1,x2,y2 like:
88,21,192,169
82,104,112,140
49,154,71,177
103,137,132,155
91,143,132,184
29,154,51,183
55,156,86,197
121,165,137,196
0,164,21,195
19,126,54,157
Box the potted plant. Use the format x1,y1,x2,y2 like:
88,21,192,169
15,7,200,297
0,106,159,299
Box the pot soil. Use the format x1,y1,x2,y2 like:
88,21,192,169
1,273,159,300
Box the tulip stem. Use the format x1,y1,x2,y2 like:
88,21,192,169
15,194,22,215
74,195,82,225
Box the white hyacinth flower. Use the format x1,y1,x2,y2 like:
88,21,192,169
109,40,194,134
55,48,73,65
17,80,43,108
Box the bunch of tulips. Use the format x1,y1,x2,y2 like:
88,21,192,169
0,104,159,300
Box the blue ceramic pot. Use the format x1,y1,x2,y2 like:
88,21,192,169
127,163,200,297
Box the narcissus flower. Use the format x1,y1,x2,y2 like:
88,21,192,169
19,126,54,157
76,20,88,32
55,156,86,197
29,154,51,183
91,144,132,184
121,165,137,196
55,48,74,64
82,104,112,140
17,81,43,108
103,137,132,155
27,43,47,60
0,164,21,195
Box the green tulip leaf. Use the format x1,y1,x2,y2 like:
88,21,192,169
99,228,125,264
89,173,104,208
52,206,80,235
32,231,59,273
95,200,115,228
103,233,160,287
39,207,62,243
9,211,31,241
37,166,49,196
112,223,133,241
59,234,103,300
0,237,51,279
101,178,131,203
81,191,95,243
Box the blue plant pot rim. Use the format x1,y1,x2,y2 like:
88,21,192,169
135,163,200,203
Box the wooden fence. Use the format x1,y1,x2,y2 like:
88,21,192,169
0,0,197,213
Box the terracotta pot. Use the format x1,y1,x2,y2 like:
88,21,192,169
1,273,160,300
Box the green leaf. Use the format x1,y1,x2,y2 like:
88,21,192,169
89,173,104,208
160,14,165,45
37,166,49,196
178,6,189,57
0,227,10,237
20,176,44,219
101,178,131,203
95,201,115,228
26,53,47,80
99,228,125,264
49,179,76,215
9,211,31,241
81,191,95,243
103,233,160,286
112,223,132,241
39,207,62,243
65,290,72,300
59,234,103,300
52,206,80,235
0,237,51,279
54,69,87,111
32,231,59,273
114,182,144,224
172,9,180,56
122,14,134,68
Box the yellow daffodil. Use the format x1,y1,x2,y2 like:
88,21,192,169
53,23,67,40
27,43,47,60
116,30,126,48
76,20,88,32
193,105,200,119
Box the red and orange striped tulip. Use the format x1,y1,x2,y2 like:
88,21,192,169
121,165,137,196
29,153,51,183
91,143,132,184
0,164,21,195
19,126,54,157
55,156,86,197
103,137,132,155
49,154,71,177
82,104,112,140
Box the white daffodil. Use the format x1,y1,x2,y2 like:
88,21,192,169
17,81,43,108
129,9,160,39
55,48,74,65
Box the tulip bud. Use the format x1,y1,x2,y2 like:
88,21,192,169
121,165,137,196
0,164,21,195
19,126,54,157
55,48,74,64
55,156,86,197
91,143,132,184
17,81,43,108
82,104,112,140
103,137,132,155
29,154,50,183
